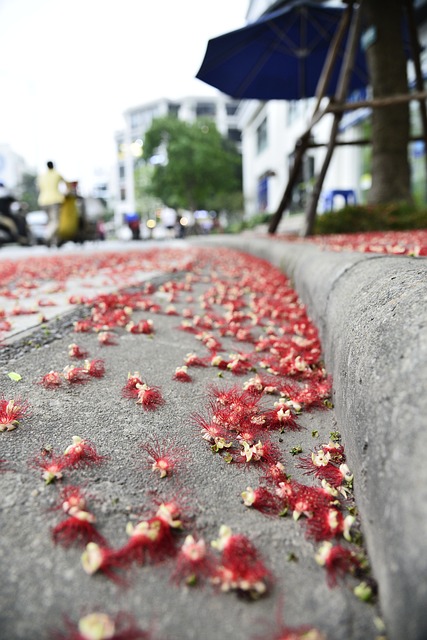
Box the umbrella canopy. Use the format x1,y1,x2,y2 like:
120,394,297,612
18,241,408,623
196,0,369,100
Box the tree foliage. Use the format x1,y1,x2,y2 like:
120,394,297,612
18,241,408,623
142,116,242,211
17,171,38,211
133,162,163,218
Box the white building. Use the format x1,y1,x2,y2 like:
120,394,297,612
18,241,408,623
113,95,241,225
0,144,30,193
239,96,365,218
237,0,427,219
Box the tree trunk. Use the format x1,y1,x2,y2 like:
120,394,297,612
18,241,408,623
361,0,412,204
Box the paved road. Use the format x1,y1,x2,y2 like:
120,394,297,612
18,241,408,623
0,239,382,640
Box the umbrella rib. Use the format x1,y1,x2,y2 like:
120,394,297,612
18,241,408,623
267,11,341,57
235,40,285,96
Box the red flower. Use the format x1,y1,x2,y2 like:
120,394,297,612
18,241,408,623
126,319,154,334
140,438,186,478
261,462,289,487
243,374,279,396
63,436,106,468
68,343,89,359
226,353,254,375
183,352,208,367
0,396,31,431
173,366,192,382
121,372,145,398
171,535,216,586
63,365,90,385
239,438,282,469
97,331,118,346
211,525,272,598
304,508,355,543
241,486,283,516
262,404,301,432
297,448,352,488
52,509,107,549
83,359,106,378
192,411,231,444
55,485,88,514
315,541,362,587
210,353,230,369
275,479,334,518
39,371,63,389
117,502,183,566
135,384,164,411
52,611,150,640
73,319,93,333
30,452,72,484
81,543,127,584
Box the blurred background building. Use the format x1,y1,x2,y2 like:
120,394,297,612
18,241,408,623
112,94,241,227
237,0,427,220
0,144,30,192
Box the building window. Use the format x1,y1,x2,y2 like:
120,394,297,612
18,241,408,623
168,103,180,117
120,188,126,201
119,164,125,179
130,112,140,129
256,118,268,154
226,103,238,116
196,102,216,117
227,128,241,144
257,176,268,211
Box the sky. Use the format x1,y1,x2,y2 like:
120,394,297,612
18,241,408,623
0,0,249,193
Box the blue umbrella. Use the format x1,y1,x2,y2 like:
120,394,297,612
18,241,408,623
196,0,369,100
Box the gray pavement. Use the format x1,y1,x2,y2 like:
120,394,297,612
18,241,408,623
191,234,427,640
1,235,425,640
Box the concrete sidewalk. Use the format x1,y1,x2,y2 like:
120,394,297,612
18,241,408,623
0,240,383,640
190,234,427,640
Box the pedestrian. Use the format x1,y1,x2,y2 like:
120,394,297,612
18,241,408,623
96,218,106,241
161,206,177,238
37,161,68,247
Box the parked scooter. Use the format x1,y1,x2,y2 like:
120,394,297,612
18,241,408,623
0,195,32,247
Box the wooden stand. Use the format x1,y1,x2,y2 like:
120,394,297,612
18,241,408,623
268,0,427,236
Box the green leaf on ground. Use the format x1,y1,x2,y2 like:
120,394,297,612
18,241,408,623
7,372,22,382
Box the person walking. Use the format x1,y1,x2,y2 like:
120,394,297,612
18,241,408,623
37,161,67,247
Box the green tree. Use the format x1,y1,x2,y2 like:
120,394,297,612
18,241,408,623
134,162,163,219
142,116,242,212
17,171,39,211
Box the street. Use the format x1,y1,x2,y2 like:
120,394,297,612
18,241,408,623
0,238,382,640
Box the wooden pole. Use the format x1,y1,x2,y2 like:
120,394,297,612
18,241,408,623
326,90,427,112
268,2,354,234
302,0,364,237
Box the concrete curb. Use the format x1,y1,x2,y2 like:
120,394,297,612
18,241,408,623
189,234,427,640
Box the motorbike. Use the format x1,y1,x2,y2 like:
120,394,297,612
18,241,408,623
56,191,99,247
0,196,33,247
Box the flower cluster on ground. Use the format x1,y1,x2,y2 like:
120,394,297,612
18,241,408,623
276,228,427,256
0,245,382,639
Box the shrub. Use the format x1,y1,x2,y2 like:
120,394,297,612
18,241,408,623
313,202,427,235
224,212,272,234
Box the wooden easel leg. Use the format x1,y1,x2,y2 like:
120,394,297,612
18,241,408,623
268,3,354,234
268,133,309,234
303,0,363,237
